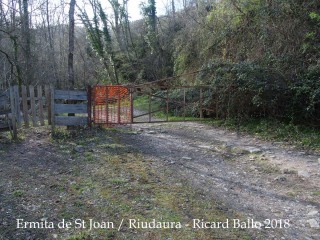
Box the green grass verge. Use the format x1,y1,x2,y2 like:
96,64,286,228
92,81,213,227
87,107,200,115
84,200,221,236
135,95,320,150
208,118,320,151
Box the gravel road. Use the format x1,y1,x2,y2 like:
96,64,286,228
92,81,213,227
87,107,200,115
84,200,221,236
118,121,320,240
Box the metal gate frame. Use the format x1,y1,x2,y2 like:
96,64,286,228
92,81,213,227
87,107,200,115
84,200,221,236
131,85,213,124
90,83,214,126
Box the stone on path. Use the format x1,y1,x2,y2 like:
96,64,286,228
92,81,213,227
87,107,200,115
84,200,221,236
298,170,310,178
242,146,262,154
74,145,85,153
307,211,319,216
307,219,319,228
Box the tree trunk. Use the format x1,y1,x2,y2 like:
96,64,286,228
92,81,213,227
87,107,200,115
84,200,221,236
68,0,76,89
150,0,156,33
67,0,76,126
109,0,125,52
19,0,32,85
46,0,58,86
172,0,176,21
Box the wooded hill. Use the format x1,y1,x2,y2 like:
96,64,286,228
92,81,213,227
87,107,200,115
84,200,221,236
0,0,319,124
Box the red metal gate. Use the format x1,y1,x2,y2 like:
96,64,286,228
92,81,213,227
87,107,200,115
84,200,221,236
91,85,132,126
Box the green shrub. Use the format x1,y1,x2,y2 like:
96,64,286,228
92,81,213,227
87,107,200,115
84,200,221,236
291,64,320,124
198,61,289,120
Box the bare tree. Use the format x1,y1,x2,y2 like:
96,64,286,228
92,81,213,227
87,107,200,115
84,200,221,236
68,0,76,88
0,0,23,86
45,0,58,86
172,0,176,21
78,0,120,84
108,0,125,51
18,0,32,85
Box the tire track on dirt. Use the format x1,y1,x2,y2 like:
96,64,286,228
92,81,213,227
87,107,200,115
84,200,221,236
118,122,320,240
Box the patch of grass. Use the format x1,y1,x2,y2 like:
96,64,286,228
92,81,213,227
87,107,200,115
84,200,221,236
69,183,83,194
109,177,128,184
101,143,124,149
208,118,320,151
0,131,13,143
73,200,85,208
12,189,24,197
84,152,94,162
157,112,201,121
287,192,298,197
312,191,320,196
51,127,72,140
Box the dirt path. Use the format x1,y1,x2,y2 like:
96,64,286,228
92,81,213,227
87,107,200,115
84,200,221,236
0,122,319,240
119,122,320,239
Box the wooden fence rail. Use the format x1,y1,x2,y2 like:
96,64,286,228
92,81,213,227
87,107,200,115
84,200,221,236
51,88,90,130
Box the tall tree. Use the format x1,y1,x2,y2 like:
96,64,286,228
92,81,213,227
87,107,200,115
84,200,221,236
108,0,124,51
141,0,158,53
19,0,32,85
123,0,137,58
45,0,58,86
171,0,176,21
78,0,120,84
0,0,23,86
68,0,76,88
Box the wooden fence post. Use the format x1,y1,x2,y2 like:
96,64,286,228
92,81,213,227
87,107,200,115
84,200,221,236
199,88,203,119
45,85,51,125
87,85,92,128
166,89,169,122
50,85,55,131
130,89,133,124
183,88,186,120
29,85,37,127
118,88,121,124
148,94,151,123
13,86,21,128
21,85,29,127
37,86,45,126
106,87,109,126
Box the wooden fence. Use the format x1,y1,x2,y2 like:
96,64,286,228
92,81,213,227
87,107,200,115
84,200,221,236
0,85,52,138
51,88,90,129
0,85,90,139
